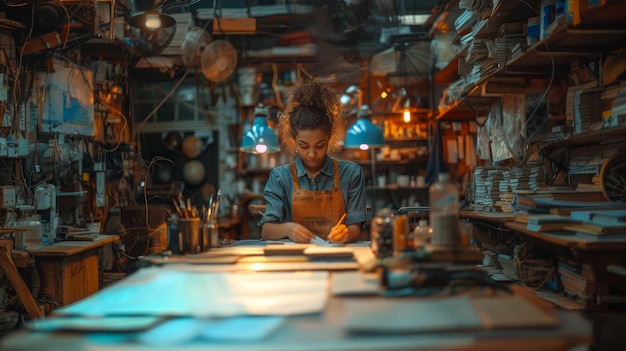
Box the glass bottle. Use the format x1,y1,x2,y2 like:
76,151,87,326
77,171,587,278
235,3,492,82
429,173,460,246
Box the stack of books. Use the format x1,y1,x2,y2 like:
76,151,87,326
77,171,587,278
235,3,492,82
558,259,596,302
494,22,526,64
607,83,626,127
473,166,545,212
566,81,599,129
546,125,572,143
472,167,505,212
513,213,581,232
566,209,626,236
568,145,617,175
573,89,603,134
465,38,491,64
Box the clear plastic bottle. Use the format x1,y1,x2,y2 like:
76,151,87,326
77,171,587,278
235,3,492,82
429,173,460,246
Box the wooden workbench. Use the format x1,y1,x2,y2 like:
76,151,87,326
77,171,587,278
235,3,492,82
10,235,119,310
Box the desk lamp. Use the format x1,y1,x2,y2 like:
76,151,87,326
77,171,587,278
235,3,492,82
344,105,385,217
240,105,280,154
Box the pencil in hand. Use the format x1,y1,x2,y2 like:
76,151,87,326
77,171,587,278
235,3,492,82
335,213,346,227
328,213,348,243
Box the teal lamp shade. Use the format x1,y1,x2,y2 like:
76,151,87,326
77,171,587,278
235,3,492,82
345,118,385,150
240,108,280,154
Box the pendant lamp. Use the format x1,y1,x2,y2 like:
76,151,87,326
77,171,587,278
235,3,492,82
126,1,177,56
345,105,385,150
240,105,280,154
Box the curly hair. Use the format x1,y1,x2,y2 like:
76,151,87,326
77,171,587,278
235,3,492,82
277,80,346,153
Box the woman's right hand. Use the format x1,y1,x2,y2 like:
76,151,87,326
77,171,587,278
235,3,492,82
285,222,315,243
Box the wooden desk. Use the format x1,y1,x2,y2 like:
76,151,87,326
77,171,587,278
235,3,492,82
21,235,119,308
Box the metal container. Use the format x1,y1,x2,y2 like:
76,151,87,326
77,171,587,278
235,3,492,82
201,220,219,251
177,218,201,254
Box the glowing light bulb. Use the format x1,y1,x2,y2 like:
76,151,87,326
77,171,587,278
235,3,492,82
144,13,162,29
255,143,268,153
380,91,388,99
403,110,411,123
359,144,369,151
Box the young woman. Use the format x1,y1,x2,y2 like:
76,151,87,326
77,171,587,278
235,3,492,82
259,80,367,243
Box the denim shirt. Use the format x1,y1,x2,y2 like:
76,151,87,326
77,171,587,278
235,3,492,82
259,155,367,228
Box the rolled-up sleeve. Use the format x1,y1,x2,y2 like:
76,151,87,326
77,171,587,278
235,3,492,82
340,161,367,226
258,166,291,226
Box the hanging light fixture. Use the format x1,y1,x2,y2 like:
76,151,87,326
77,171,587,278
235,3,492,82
143,11,163,29
240,105,280,154
345,112,385,150
126,1,177,56
391,88,425,123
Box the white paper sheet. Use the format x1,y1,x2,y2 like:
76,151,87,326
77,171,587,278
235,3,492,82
56,268,328,318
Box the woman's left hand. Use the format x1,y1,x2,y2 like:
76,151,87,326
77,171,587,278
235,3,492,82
327,224,349,243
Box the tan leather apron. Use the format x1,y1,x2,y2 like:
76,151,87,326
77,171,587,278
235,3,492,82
290,159,346,239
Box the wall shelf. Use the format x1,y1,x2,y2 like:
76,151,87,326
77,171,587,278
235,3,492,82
434,0,626,121
540,125,626,156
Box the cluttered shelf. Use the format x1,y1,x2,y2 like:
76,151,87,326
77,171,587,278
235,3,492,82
540,124,626,155
505,221,626,251
460,210,515,222
434,0,626,121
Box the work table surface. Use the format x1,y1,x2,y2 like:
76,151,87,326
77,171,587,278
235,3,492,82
1,240,596,351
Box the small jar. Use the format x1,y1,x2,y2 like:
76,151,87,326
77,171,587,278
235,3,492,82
370,208,394,258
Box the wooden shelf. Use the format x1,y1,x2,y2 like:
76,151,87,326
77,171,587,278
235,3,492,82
506,222,626,251
504,26,626,75
435,98,485,121
540,125,626,156
435,0,626,121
